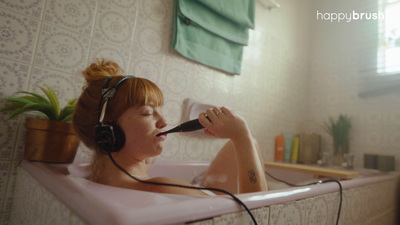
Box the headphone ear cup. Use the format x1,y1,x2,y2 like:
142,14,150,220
111,123,125,151
94,123,125,153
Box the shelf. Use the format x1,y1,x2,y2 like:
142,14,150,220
264,161,359,180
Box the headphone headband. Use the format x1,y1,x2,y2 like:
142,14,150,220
98,76,135,123
101,75,135,99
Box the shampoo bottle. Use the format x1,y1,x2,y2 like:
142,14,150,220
290,137,299,163
274,134,285,162
283,133,293,162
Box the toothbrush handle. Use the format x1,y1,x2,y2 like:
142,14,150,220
157,116,210,136
179,119,204,132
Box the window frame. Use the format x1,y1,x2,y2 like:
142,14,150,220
359,0,400,98
377,0,400,76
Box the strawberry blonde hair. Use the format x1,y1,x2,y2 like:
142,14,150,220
73,59,164,153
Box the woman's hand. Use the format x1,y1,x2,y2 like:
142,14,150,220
199,108,269,193
199,107,251,141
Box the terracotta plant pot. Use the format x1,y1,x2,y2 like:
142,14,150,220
24,118,80,163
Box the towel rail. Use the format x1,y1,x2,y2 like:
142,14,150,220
258,0,280,10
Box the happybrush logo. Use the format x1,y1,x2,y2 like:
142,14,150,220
316,10,385,22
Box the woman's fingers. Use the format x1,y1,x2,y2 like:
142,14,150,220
200,106,249,140
198,112,212,128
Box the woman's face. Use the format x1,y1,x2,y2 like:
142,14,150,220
117,103,167,160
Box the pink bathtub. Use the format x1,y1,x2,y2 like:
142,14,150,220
18,159,399,225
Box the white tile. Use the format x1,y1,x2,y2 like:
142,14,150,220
130,57,162,83
0,162,11,211
0,0,45,19
213,207,269,225
0,9,40,63
43,0,97,36
139,0,172,24
0,121,19,160
0,59,30,160
34,24,91,74
92,1,138,48
88,40,131,71
269,200,306,225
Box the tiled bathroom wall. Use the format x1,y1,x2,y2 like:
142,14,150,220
0,0,313,223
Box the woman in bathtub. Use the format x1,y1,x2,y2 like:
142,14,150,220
73,59,268,195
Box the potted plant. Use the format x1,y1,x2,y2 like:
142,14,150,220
324,114,351,165
1,85,80,163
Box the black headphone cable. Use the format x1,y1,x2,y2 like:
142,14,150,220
108,153,258,225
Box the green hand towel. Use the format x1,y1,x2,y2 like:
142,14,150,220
171,0,255,75
198,0,255,29
178,0,252,45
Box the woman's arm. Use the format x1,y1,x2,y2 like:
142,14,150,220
199,107,268,193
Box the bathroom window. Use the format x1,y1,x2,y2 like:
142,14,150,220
358,0,400,97
377,0,400,75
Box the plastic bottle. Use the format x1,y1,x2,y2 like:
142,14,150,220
283,133,293,162
290,137,299,163
274,134,285,162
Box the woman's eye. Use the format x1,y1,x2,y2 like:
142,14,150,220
142,111,153,116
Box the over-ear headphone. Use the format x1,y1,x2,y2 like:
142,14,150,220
94,76,134,153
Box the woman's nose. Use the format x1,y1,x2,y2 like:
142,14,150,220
157,116,167,128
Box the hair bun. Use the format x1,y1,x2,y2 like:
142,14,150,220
82,58,122,83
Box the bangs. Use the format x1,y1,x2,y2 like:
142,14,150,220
104,77,164,123
127,78,164,108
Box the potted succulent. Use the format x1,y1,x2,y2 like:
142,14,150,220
1,85,80,163
324,114,351,165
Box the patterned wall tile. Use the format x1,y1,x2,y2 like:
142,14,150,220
213,207,269,225
184,136,207,160
162,99,183,125
304,196,331,225
0,161,11,212
0,0,44,19
129,0,172,75
3,161,18,213
188,75,214,103
0,59,30,160
0,9,40,63
140,0,172,25
130,57,163,84
164,69,190,95
137,27,165,55
34,24,90,74
0,58,30,100
162,47,192,73
92,1,137,49
43,0,97,36
11,119,26,160
129,6,170,82
0,120,18,160
88,40,131,72
269,200,306,225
